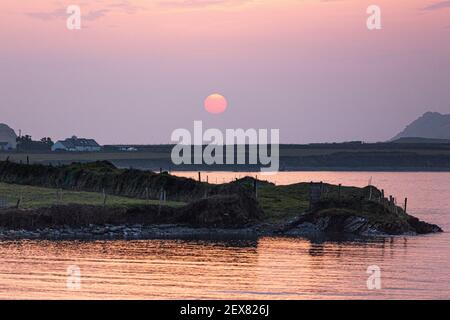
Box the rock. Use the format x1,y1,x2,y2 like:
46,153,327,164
178,194,263,228
279,204,443,237
343,216,369,233
92,227,107,235
284,222,321,237
109,226,124,232
407,216,443,234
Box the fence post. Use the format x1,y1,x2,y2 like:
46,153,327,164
102,188,107,206
309,182,323,210
404,198,408,213
389,196,395,212
158,188,164,215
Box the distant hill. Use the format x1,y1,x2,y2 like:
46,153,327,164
0,123,17,149
391,137,450,144
392,112,450,141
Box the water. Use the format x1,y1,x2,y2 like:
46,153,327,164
0,172,449,299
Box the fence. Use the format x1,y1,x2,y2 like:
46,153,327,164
0,197,9,208
308,182,408,215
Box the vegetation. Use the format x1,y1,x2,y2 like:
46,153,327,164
231,178,310,222
0,160,406,222
233,177,376,223
0,160,442,235
16,135,53,152
0,160,212,202
0,182,184,209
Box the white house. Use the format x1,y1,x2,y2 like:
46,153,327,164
0,142,14,151
0,123,17,150
52,136,101,152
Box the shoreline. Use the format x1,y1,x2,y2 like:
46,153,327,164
169,167,450,173
0,224,261,241
0,222,444,241
3,144,450,173
0,161,443,241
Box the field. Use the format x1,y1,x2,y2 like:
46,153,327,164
2,142,450,171
0,179,311,222
0,183,184,209
0,166,434,235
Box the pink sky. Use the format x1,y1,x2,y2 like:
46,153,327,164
1,0,449,144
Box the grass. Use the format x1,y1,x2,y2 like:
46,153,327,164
0,183,184,209
231,177,312,222
0,176,404,228
257,183,310,222
0,177,311,223
257,181,410,226
254,180,384,223
312,203,410,228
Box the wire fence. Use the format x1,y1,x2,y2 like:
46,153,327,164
0,197,8,208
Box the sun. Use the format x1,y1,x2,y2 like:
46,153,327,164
204,94,228,114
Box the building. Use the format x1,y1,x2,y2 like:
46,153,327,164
0,142,14,151
119,146,138,152
52,136,101,152
0,123,17,150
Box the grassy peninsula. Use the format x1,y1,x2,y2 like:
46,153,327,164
0,160,442,239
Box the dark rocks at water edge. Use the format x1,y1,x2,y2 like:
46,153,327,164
0,224,261,240
0,201,443,240
0,195,265,240
279,200,443,237
0,160,443,239
281,215,442,237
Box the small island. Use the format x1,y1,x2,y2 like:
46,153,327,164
0,160,442,240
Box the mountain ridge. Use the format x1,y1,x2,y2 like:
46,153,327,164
391,112,450,141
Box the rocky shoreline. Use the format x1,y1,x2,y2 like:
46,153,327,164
0,215,442,241
278,199,443,238
0,223,263,240
280,215,443,238
0,193,443,241
0,161,443,241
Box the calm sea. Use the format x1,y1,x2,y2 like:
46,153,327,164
0,172,448,299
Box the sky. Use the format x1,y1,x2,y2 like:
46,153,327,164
0,0,449,144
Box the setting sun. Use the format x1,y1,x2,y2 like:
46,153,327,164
204,94,228,114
